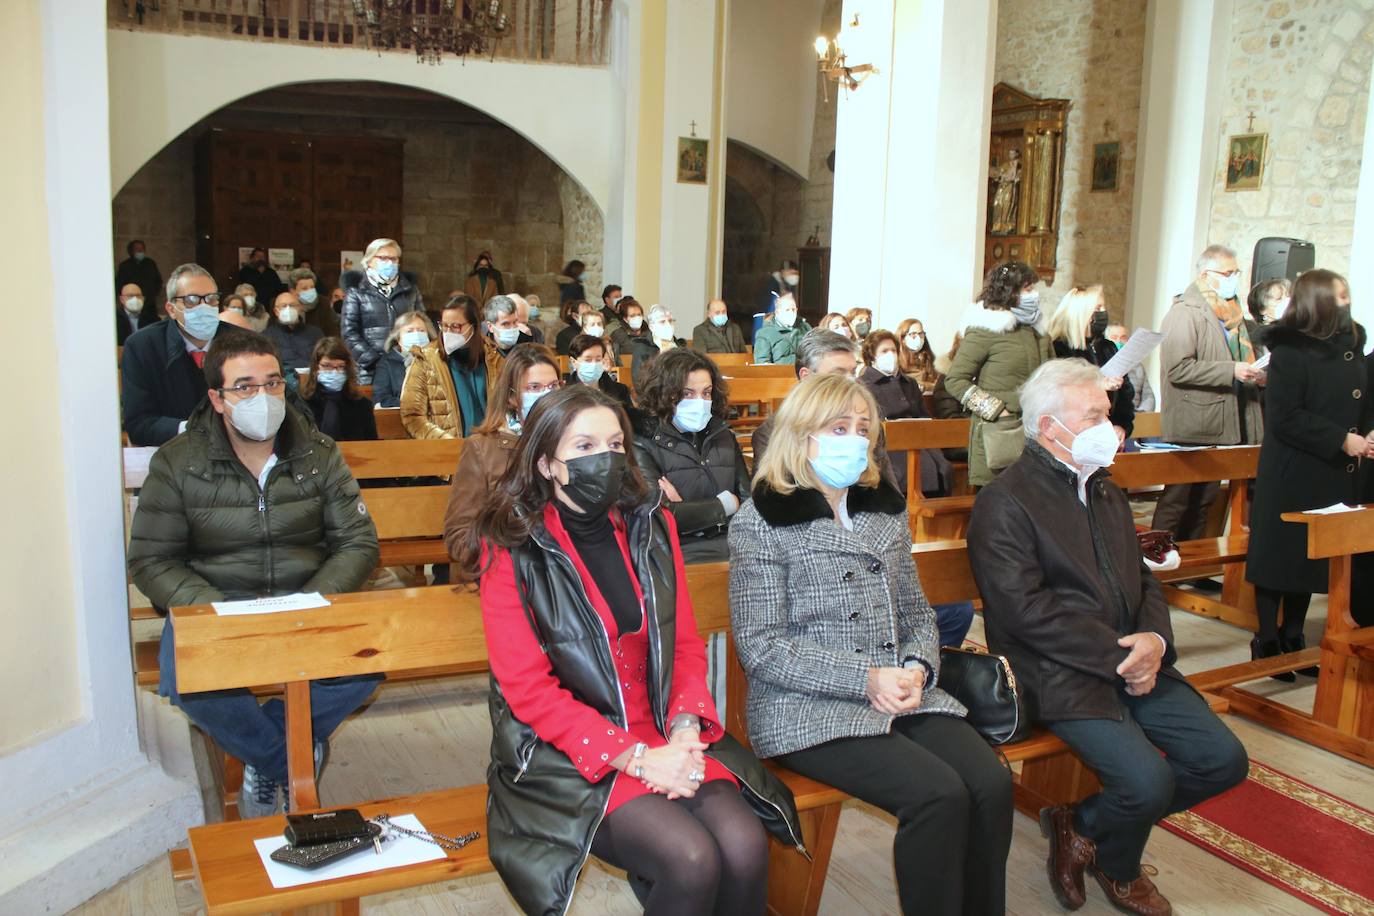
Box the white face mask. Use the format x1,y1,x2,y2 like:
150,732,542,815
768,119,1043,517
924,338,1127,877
651,321,675,341
443,330,469,354
776,310,797,329
905,333,924,350
1271,297,1291,320
874,351,899,375
277,306,299,325
227,391,286,442
243,295,256,309
124,296,144,315
583,324,605,338
1052,416,1118,469
782,273,800,286
627,316,644,330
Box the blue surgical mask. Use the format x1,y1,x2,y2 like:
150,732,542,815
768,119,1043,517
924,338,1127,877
298,288,318,306
576,360,605,384
710,314,728,327
520,389,550,418
316,369,347,392
181,304,220,342
809,434,870,490
495,327,522,348
673,397,713,433
371,261,399,283
133,251,146,263
528,306,541,322
399,330,429,351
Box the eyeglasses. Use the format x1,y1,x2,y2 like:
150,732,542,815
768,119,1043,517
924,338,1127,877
219,379,286,398
521,381,561,394
175,293,222,308
439,323,471,333
1207,268,1241,278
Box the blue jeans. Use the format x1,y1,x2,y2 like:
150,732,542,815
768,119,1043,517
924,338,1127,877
935,601,976,647
1047,675,1248,881
157,618,382,782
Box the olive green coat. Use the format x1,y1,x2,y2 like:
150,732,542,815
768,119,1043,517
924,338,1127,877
128,399,379,609
943,302,1054,486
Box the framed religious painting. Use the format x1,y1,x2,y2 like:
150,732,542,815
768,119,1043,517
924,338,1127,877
1225,133,1267,191
1091,141,1120,192
677,137,708,184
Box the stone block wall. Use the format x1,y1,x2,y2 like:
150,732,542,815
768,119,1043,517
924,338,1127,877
1208,0,1373,282
994,0,1148,320
112,103,602,310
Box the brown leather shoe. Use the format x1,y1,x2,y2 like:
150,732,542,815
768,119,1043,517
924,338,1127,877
1092,865,1172,916
1039,805,1095,910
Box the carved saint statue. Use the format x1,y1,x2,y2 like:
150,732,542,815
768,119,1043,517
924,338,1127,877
989,148,1022,235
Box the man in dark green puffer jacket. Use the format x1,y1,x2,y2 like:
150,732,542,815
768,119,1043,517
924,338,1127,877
128,331,381,817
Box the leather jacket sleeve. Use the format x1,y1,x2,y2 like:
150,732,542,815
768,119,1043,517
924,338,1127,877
340,287,380,370
966,484,1131,683
633,437,727,536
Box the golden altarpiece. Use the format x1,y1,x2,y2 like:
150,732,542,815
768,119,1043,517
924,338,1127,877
985,83,1070,284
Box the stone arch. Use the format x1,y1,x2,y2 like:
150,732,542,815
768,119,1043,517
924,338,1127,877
106,30,614,214
111,79,605,308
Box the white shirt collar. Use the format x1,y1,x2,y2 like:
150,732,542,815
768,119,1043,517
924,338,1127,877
1048,448,1099,505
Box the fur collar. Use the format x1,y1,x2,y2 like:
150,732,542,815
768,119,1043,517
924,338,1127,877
751,479,907,528
959,300,1048,336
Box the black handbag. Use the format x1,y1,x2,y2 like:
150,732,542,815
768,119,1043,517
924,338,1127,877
938,646,1029,745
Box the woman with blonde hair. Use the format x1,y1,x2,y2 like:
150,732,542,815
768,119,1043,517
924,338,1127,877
819,312,856,341
729,372,1012,916
1047,285,1134,442
341,237,424,383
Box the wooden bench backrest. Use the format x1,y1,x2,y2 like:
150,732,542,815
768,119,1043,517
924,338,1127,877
883,413,1163,454
725,376,797,406
376,408,407,439
719,365,796,379
365,486,451,540
339,439,462,480
711,352,752,367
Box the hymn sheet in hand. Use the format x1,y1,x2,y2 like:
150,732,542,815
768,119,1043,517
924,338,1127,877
1098,328,1164,378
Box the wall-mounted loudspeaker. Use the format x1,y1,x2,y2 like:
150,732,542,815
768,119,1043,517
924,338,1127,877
1251,237,1315,286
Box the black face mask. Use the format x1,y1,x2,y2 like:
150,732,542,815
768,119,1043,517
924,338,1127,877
1089,311,1109,339
557,450,627,516
252,258,267,270
477,266,490,275
1338,307,1354,333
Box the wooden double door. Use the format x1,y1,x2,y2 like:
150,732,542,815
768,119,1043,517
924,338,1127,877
195,128,403,294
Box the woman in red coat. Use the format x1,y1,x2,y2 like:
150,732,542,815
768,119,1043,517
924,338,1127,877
454,384,798,916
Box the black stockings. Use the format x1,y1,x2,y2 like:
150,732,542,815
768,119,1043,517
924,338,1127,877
1255,586,1312,643
590,780,769,916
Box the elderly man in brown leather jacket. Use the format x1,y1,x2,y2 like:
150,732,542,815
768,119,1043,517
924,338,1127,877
968,359,1247,916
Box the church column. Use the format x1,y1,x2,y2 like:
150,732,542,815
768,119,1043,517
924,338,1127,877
0,1,201,911
828,0,998,356
1349,47,1374,333
1125,0,1234,335
605,0,725,327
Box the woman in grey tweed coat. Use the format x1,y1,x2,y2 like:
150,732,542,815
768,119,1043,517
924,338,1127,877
728,373,1012,916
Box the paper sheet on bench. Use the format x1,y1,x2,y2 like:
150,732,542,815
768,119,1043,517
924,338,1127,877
254,813,446,889
1098,328,1164,378
212,593,331,615
1303,503,1363,515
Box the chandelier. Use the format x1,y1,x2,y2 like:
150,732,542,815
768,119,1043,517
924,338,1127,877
814,14,877,102
351,0,510,65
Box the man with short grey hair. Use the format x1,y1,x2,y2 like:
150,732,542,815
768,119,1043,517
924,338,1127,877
969,358,1247,916
484,294,533,356
121,263,232,445
1153,243,1265,555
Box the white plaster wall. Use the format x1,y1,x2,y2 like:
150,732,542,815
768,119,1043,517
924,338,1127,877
726,0,826,178
658,0,720,324
1351,48,1374,341
106,29,617,214
1,1,201,910
831,0,996,356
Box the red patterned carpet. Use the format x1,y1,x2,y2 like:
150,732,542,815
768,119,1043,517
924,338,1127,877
1160,760,1374,915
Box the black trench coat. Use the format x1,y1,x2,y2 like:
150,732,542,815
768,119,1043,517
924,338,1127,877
1246,322,1372,593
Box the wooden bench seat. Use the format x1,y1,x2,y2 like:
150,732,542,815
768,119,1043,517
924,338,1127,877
172,543,1186,915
